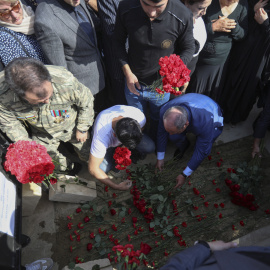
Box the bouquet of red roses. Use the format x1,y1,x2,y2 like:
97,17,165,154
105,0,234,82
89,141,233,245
113,147,132,171
151,54,191,96
4,140,55,184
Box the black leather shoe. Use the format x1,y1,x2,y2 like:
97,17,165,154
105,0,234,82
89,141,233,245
174,140,190,160
21,234,31,248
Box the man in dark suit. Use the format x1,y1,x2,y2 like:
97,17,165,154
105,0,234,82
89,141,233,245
156,93,223,188
161,240,270,270
34,0,105,109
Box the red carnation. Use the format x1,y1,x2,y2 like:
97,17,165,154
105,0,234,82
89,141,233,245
50,178,57,185
182,222,187,228
84,216,90,223
220,203,225,208
193,188,200,195
87,243,93,251
76,208,82,213
132,217,138,223
110,209,116,216
140,242,152,255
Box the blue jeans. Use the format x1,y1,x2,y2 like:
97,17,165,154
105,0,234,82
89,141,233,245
124,81,170,121
99,134,155,173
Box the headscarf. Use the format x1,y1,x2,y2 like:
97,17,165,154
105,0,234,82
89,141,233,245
0,0,35,35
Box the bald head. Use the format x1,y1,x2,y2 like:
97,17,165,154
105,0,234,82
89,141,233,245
163,106,189,135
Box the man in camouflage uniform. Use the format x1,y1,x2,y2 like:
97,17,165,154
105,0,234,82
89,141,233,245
0,57,94,170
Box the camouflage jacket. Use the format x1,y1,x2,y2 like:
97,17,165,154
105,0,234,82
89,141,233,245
0,65,94,142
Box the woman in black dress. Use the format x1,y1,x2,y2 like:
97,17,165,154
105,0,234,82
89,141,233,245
188,0,248,103
220,0,270,124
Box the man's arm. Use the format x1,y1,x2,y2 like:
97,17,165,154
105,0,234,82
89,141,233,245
88,154,132,190
0,104,30,142
34,4,67,68
175,10,195,65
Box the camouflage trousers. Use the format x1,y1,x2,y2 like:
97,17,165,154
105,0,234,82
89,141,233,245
32,130,91,171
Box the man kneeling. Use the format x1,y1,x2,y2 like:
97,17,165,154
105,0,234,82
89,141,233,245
88,105,155,190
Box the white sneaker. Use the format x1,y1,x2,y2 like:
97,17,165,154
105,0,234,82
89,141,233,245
25,258,54,270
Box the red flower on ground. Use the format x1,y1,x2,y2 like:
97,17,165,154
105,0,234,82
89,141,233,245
201,195,205,199
132,217,138,223
232,225,236,230
219,213,223,219
212,179,216,185
110,209,116,216
90,232,95,239
216,188,221,193
112,193,117,198
193,206,199,210
69,246,73,252
193,188,200,195
225,178,232,186
84,216,90,223
217,162,221,167
182,222,187,228
112,224,117,231
265,209,270,214
164,250,169,256
220,203,225,208
76,208,82,213
105,186,109,192
204,202,209,207
67,222,73,230
87,243,93,251
214,203,219,208
240,220,245,226
140,242,152,255
67,215,72,220
77,222,84,229
108,201,112,207
128,208,132,215
208,155,212,160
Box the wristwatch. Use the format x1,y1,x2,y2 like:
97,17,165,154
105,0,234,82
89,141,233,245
77,129,87,134
181,172,188,178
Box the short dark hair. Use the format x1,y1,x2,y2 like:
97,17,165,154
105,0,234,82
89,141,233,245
115,117,143,149
184,0,206,5
5,57,52,98
163,106,188,130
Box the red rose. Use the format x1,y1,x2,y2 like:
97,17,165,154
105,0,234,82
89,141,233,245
67,215,72,220
127,235,131,241
217,162,221,167
84,216,90,223
69,234,74,241
76,208,82,213
112,193,117,198
110,209,116,216
121,217,126,223
216,188,221,193
90,232,95,239
105,186,109,192
219,213,223,219
108,201,112,207
140,242,152,255
164,251,169,256
265,209,270,214
200,195,205,199
76,235,80,242
128,208,132,214
134,230,138,235
193,188,200,195
87,243,93,251
232,225,236,230
112,224,117,231
227,168,232,173
240,220,245,226
67,222,73,230
214,203,219,208
212,179,216,185
193,206,199,210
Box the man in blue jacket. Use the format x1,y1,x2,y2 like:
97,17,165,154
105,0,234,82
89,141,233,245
156,93,223,188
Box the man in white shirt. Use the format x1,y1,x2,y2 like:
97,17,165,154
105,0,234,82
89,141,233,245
88,105,155,190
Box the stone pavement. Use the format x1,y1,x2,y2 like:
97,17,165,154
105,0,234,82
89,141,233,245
21,104,270,269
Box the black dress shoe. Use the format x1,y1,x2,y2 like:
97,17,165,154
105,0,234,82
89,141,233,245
174,140,190,160
21,234,31,248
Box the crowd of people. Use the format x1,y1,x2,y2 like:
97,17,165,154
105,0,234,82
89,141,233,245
0,0,269,268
